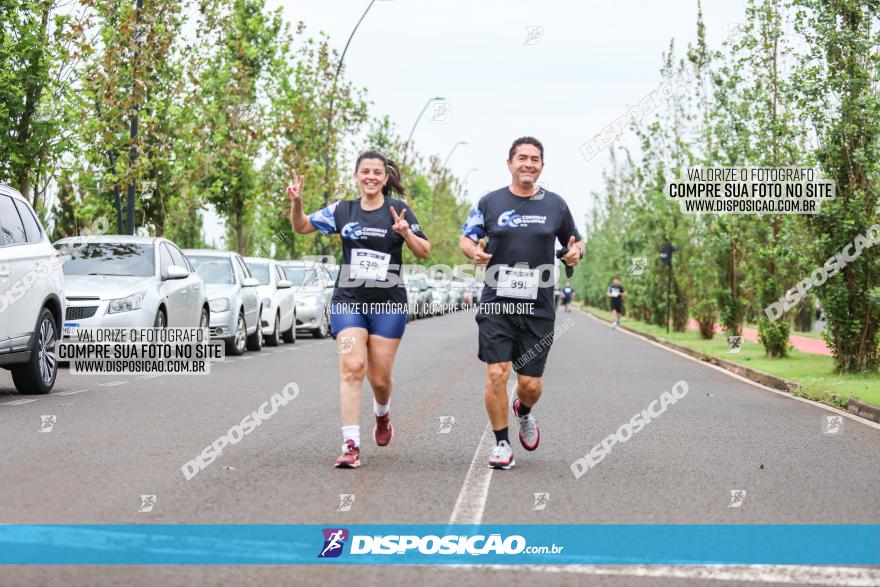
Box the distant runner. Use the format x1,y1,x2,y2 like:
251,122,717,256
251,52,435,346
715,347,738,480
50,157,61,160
607,276,626,329
561,282,574,313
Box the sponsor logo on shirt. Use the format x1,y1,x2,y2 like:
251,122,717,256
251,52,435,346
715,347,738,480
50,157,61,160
341,222,388,240
498,209,547,228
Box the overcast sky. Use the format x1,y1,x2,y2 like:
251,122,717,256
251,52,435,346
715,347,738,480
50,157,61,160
205,0,748,248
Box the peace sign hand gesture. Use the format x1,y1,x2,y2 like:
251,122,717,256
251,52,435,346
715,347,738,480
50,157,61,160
391,206,410,236
286,168,304,203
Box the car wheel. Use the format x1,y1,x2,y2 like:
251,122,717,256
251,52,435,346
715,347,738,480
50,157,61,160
282,312,296,344
199,306,209,329
311,306,330,338
154,307,167,327
246,308,263,351
266,312,281,347
11,308,58,395
225,312,247,356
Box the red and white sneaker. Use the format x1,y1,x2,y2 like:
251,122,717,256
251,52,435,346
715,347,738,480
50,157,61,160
512,397,540,451
334,439,361,468
487,440,515,470
374,413,393,446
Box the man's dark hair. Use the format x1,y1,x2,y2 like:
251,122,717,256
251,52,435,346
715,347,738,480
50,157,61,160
612,275,621,281
508,136,544,162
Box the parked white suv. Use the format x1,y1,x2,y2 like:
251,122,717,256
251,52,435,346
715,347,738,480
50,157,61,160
0,184,64,394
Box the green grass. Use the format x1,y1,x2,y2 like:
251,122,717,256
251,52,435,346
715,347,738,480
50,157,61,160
743,322,826,341
583,305,880,409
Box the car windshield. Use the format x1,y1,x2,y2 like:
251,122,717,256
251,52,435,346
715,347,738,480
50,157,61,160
246,262,270,285
282,266,307,285
57,242,154,277
189,256,235,284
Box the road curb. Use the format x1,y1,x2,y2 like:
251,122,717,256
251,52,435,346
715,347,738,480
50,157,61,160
580,307,880,425
846,398,880,422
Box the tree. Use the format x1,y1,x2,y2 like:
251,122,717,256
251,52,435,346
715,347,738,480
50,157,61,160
793,0,880,372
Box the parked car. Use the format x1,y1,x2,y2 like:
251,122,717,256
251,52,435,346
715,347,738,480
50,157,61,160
426,284,448,316
185,249,262,355
244,257,296,346
402,273,421,322
279,260,331,338
0,184,64,394
401,266,430,319
449,280,469,310
56,235,209,334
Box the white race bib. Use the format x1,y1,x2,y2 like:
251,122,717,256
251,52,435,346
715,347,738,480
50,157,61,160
350,248,391,281
496,266,539,300
611,290,620,298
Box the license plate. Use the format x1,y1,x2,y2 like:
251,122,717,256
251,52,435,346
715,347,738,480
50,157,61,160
63,322,79,338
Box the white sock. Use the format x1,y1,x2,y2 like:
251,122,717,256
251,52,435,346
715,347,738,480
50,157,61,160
342,425,360,448
373,399,390,417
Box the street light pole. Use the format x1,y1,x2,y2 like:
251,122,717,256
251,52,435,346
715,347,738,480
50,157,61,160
460,167,478,198
401,96,444,169
442,141,468,168
322,0,377,207
316,0,378,256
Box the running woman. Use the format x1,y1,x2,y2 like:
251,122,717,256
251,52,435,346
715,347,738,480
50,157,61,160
459,137,584,470
607,276,626,329
561,282,574,313
287,151,430,468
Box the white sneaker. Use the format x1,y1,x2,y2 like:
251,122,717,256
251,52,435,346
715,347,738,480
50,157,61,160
488,440,515,470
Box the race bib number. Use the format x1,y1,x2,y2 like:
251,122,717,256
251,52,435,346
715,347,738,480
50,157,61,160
350,248,391,281
497,266,539,300
611,289,620,298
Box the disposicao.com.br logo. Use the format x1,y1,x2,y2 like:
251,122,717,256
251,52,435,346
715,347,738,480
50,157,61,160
318,529,563,558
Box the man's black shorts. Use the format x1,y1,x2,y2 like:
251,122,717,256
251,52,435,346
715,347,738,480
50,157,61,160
475,312,556,377
610,298,624,313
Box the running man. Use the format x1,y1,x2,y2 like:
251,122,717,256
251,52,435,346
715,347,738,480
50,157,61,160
561,282,574,313
288,151,430,468
607,276,626,329
459,136,584,470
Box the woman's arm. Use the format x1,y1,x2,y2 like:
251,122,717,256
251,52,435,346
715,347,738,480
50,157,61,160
402,229,431,260
287,168,316,234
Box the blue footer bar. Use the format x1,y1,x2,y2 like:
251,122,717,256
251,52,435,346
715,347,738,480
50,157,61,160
0,525,877,565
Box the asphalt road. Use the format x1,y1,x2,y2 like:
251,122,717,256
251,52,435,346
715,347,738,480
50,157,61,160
1,307,879,587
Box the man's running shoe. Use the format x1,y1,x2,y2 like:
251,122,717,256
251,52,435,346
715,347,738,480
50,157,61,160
334,439,360,468
488,440,515,470
374,413,393,446
513,397,541,451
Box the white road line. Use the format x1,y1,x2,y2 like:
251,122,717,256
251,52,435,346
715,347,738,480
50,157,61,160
240,356,254,360
98,380,126,387
444,564,880,586
449,382,515,525
1,398,38,406
579,310,880,432
56,389,88,396
448,423,494,525
138,374,163,380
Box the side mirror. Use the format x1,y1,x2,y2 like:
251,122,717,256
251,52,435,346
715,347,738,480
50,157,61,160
277,279,292,289
165,265,189,280
242,277,259,287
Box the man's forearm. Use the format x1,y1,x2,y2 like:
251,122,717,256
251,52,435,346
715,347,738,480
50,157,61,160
460,236,479,260
290,199,309,233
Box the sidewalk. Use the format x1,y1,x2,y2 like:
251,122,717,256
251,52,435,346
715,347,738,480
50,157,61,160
686,319,831,356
